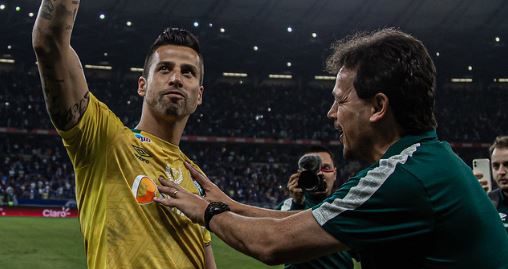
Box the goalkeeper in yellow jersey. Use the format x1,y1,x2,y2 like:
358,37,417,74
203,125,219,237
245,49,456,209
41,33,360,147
32,0,215,268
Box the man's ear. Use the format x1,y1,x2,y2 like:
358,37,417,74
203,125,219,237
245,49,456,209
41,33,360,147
137,76,147,97
370,93,389,123
197,86,204,105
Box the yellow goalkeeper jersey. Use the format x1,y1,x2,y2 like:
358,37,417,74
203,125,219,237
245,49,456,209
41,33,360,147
57,92,211,269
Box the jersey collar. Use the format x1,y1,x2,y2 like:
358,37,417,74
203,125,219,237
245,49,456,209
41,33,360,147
381,129,438,160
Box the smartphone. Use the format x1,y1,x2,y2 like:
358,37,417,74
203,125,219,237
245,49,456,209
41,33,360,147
472,158,492,192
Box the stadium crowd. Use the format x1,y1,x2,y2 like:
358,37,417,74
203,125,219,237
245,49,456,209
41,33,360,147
0,135,75,205
1,70,507,142
0,69,506,207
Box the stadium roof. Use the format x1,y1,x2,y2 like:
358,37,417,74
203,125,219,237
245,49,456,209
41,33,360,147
1,0,507,80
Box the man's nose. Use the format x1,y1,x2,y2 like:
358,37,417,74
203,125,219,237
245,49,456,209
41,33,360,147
169,72,183,87
327,105,336,119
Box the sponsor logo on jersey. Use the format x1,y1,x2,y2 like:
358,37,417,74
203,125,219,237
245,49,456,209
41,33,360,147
132,145,151,164
134,133,151,143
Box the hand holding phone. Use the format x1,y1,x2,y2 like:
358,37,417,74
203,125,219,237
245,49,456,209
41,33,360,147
472,158,492,192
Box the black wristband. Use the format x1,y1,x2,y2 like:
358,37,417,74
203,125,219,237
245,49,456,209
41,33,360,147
204,202,230,231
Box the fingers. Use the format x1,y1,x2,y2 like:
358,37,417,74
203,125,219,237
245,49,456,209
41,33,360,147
184,162,210,186
158,176,183,190
288,181,302,192
154,195,174,207
157,176,184,199
154,187,178,206
288,173,302,193
287,173,299,187
289,173,299,181
154,179,183,207
478,178,489,192
473,170,483,180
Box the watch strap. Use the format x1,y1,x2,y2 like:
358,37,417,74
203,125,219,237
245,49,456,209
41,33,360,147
204,202,231,231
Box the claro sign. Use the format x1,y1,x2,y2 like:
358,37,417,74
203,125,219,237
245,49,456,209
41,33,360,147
42,207,72,218
0,206,78,218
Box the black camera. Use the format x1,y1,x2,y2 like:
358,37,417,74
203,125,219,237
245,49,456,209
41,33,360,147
297,155,327,193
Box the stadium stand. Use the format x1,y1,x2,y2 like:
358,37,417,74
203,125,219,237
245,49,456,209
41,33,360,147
1,68,507,208
1,70,507,141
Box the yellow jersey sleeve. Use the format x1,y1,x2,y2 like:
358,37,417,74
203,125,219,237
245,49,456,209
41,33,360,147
57,92,124,169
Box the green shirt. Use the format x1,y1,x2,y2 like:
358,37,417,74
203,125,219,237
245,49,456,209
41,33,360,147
491,189,508,232
312,130,508,268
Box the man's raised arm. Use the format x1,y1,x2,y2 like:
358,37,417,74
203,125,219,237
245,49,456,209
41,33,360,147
32,0,89,131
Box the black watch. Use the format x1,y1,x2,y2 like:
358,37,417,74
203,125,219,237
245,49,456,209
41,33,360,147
204,202,230,231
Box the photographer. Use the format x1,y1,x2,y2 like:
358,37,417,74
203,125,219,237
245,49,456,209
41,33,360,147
278,146,339,211
276,146,355,269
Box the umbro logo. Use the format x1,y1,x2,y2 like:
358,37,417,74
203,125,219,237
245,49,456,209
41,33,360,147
132,145,151,164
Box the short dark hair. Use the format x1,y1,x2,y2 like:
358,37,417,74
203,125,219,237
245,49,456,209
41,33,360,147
489,136,508,156
326,28,437,134
142,28,204,84
304,145,336,167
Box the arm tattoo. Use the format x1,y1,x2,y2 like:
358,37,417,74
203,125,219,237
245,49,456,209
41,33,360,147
49,91,90,130
40,0,55,20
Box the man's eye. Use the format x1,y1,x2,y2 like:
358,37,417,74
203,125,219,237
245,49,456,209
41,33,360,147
183,70,195,77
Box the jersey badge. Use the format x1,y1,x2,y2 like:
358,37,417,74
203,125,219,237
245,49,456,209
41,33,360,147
165,164,183,185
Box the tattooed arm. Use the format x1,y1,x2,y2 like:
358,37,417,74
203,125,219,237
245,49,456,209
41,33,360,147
32,0,89,131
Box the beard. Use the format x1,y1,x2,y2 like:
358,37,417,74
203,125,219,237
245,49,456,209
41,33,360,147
144,86,200,120
147,94,182,117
